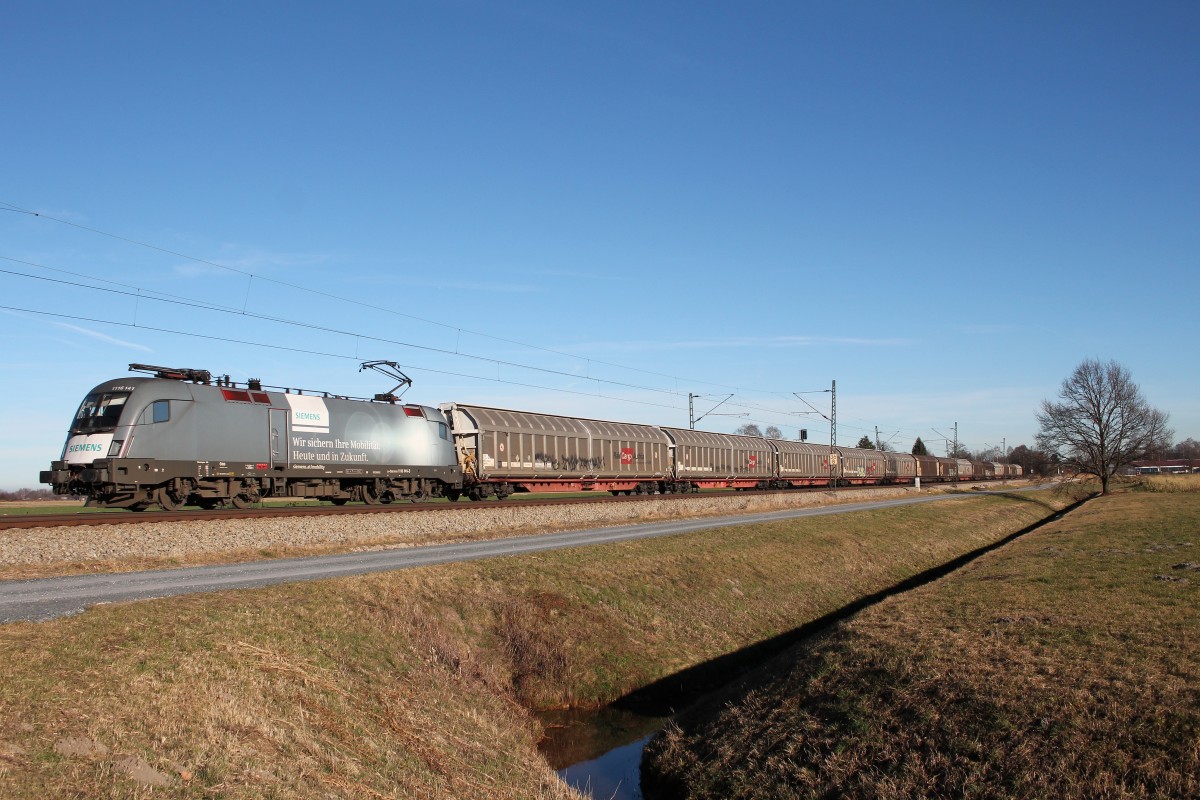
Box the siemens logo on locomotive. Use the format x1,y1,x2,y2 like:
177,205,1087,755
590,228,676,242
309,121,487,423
68,443,105,453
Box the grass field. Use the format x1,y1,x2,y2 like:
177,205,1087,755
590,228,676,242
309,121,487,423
0,490,1071,798
643,488,1200,799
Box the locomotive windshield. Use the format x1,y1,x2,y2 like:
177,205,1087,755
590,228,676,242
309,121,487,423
71,391,130,434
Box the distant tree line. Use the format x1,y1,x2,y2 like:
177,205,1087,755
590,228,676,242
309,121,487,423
0,488,67,501
734,424,785,439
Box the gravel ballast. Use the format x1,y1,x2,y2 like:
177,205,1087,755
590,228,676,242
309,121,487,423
0,486,955,576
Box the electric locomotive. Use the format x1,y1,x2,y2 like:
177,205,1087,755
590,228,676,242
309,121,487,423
41,363,463,509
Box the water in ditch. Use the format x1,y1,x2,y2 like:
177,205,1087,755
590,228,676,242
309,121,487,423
539,706,669,799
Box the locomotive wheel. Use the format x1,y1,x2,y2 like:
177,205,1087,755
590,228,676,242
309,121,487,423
445,490,462,502
231,491,259,509
154,486,186,512
196,499,222,510
361,483,395,505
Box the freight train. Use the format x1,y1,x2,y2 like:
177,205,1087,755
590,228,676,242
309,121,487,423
41,364,1021,510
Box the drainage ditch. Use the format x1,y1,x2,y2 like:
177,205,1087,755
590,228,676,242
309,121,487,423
539,495,1088,799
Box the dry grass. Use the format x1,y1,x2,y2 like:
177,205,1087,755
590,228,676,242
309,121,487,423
644,491,1200,799
1134,473,1200,493
0,581,582,799
0,483,1021,582
0,491,1068,798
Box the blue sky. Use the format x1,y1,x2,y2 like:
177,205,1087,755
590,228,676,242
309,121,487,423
2,2,1197,489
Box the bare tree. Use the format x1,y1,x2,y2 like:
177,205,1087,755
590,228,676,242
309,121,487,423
1036,359,1172,494
734,423,763,437
764,425,783,439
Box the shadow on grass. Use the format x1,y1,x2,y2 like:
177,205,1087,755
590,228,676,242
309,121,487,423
612,492,1096,717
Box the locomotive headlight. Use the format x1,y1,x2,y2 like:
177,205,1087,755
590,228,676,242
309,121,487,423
108,440,124,457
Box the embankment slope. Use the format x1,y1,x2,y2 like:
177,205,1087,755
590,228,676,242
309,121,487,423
643,490,1200,799
0,490,1070,798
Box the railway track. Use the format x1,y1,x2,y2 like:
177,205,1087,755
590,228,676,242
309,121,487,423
0,483,1016,531
0,490,746,530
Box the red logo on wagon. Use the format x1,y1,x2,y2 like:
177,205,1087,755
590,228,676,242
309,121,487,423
620,448,635,465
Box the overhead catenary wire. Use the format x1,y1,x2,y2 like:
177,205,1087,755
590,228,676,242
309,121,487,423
0,203,956,440
3,297,979,447
0,265,691,400
0,257,851,431
0,262,937,441
0,303,686,411
0,201,784,393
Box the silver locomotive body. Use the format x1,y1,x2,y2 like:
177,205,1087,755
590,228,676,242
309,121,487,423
42,367,461,509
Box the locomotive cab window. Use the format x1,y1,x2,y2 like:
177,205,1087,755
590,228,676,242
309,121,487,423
439,422,448,440
71,392,129,434
152,400,170,424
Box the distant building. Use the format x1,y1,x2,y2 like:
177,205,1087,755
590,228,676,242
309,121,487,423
1125,459,1199,475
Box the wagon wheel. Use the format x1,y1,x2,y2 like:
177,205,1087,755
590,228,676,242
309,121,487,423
196,499,222,510
330,498,350,506
154,485,186,512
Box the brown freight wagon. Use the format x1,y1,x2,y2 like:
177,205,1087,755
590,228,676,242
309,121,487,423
441,403,671,498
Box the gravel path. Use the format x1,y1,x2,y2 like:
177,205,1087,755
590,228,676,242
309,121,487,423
3,490,981,623
0,487,945,573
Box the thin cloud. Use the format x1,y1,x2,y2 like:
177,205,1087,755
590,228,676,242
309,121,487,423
171,248,333,278
564,335,914,353
48,320,152,352
531,268,622,282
